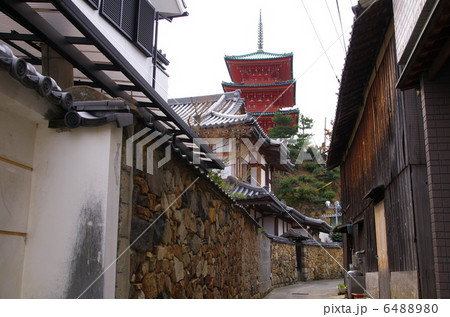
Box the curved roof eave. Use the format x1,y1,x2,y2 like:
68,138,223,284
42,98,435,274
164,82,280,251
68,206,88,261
224,50,293,61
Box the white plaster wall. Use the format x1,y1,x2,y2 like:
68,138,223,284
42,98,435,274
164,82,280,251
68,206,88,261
0,235,25,298
21,124,122,298
0,109,35,233
278,220,284,236
73,0,169,100
251,167,258,186
261,168,266,187
264,217,275,236
220,165,232,179
0,107,36,298
255,211,263,226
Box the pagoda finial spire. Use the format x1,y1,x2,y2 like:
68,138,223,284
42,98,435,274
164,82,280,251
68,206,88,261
258,9,263,51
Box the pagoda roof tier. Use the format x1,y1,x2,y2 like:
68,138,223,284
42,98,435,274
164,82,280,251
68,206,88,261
222,79,295,88
222,80,296,107
225,50,293,61
249,108,299,116
224,53,293,83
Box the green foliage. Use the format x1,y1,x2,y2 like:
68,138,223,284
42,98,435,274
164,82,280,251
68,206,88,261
208,170,247,201
323,190,336,200
283,114,314,162
272,112,295,126
209,170,222,184
321,167,341,182
298,114,314,135
303,162,322,174
275,160,340,218
297,174,316,183
278,170,337,206
209,170,232,193
330,231,343,242
230,192,247,200
268,111,298,138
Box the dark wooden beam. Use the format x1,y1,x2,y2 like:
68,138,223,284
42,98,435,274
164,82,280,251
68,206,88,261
2,38,40,63
429,37,450,79
52,0,223,169
0,0,130,102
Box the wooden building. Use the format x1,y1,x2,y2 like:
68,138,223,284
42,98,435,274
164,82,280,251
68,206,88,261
328,0,450,299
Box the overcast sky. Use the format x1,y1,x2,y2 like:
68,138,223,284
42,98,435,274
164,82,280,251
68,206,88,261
158,0,356,146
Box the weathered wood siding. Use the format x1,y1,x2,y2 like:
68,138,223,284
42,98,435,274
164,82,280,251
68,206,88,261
341,36,421,274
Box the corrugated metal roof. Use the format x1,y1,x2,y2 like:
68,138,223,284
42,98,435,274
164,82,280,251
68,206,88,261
224,50,293,61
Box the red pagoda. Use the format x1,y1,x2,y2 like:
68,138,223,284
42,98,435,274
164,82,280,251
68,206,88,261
222,12,298,133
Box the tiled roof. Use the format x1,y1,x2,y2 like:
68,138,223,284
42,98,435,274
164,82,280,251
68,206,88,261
266,234,295,245
227,176,331,233
224,50,293,61
0,44,132,129
327,0,392,169
280,228,309,240
0,2,224,173
168,90,249,127
169,90,295,172
222,79,296,88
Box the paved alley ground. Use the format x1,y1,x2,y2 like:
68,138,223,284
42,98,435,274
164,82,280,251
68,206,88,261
264,278,345,299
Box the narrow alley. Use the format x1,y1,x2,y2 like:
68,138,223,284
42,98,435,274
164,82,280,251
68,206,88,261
264,279,345,299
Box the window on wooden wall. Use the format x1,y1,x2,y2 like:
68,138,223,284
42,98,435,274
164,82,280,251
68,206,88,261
100,0,155,56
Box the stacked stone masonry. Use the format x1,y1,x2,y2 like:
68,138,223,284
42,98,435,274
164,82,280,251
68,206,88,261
117,124,343,298
271,242,297,287
122,128,263,298
300,242,344,281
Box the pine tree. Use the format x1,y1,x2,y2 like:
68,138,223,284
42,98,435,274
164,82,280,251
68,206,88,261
268,111,298,138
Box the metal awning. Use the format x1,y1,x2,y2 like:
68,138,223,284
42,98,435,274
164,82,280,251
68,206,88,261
0,0,224,171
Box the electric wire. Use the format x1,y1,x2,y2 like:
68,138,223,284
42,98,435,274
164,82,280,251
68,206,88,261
325,0,346,54
301,0,341,84
335,0,348,54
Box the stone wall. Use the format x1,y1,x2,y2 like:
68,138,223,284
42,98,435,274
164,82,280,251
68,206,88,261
115,124,336,298
300,241,344,281
121,134,264,298
271,240,298,287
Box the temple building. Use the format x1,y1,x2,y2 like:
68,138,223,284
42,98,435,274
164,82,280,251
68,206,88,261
169,90,330,238
222,11,298,133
